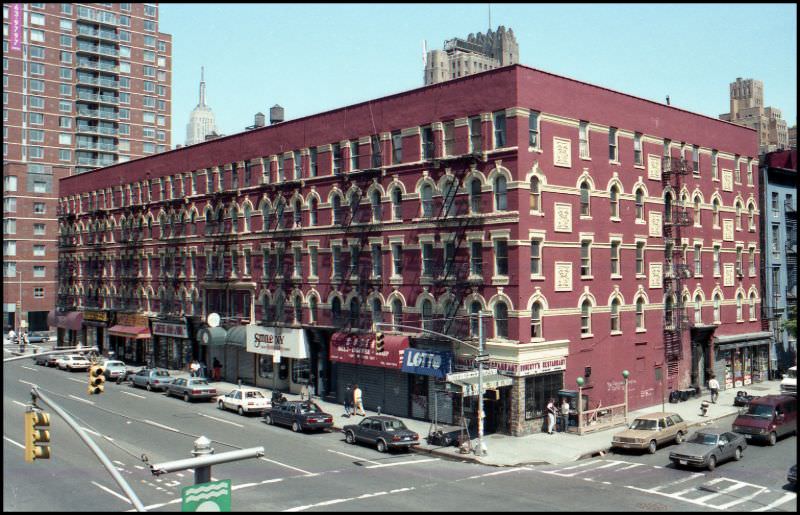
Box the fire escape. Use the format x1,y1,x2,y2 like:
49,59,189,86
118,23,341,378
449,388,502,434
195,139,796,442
56,206,78,312
265,175,304,325
118,204,145,313
661,156,693,381
205,182,239,323
84,205,108,309
784,199,797,305
161,197,188,317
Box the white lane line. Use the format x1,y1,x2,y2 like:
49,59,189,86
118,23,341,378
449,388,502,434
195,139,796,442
18,379,37,386
463,467,528,480
112,460,125,466
693,479,747,503
143,419,180,433
20,365,36,371
259,457,314,476
284,489,418,513
645,472,704,492
134,465,145,470
4,436,25,449
260,478,284,484
68,394,95,405
711,484,767,509
617,463,644,471
232,482,259,490
121,391,146,399
67,377,85,384
12,400,27,408
197,413,244,427
326,449,381,466
753,492,797,512
91,481,131,504
364,458,439,469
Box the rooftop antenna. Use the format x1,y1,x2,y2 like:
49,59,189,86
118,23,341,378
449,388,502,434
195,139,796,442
488,3,492,31
199,66,206,107
666,95,670,106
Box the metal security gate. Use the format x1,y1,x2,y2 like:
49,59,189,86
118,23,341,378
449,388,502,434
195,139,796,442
238,350,254,385
336,364,409,418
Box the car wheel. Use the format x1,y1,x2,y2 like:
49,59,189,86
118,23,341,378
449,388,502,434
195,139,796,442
648,440,657,454
345,431,355,444
265,414,273,425
376,439,388,453
146,383,153,392
734,447,742,461
238,406,244,416
674,431,684,444
184,393,190,403
768,431,777,446
218,400,224,410
707,455,716,471
292,421,301,433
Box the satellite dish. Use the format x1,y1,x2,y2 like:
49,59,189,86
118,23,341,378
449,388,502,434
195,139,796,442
207,313,220,328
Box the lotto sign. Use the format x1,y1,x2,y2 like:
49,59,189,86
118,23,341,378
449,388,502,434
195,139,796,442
182,480,231,512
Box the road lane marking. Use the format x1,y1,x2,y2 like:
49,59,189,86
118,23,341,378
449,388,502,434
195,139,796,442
233,483,259,490
261,478,285,484
91,481,131,504
617,463,644,471
18,379,37,386
11,400,27,408
3,436,25,449
68,394,95,405
645,472,704,492
326,449,381,465
259,457,314,476
67,377,85,384
462,467,528,480
143,419,180,432
364,458,439,469
19,365,36,371
197,412,244,427
284,489,417,513
121,391,146,399
753,492,797,512
710,484,767,509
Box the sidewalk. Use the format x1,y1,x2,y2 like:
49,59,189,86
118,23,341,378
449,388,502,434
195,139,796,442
162,365,783,467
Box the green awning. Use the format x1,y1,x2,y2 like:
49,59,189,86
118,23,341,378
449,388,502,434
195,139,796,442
197,326,226,346
225,326,247,347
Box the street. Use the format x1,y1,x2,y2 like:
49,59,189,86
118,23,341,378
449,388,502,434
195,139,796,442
3,358,796,512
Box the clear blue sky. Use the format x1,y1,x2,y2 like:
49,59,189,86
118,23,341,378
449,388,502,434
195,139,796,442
161,3,797,145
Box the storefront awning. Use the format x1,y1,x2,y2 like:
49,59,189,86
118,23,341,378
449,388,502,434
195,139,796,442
108,325,151,339
198,326,227,346
226,326,247,347
715,331,773,351
46,310,83,331
449,373,513,397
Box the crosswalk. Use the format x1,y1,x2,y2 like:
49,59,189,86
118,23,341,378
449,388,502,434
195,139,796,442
537,458,796,512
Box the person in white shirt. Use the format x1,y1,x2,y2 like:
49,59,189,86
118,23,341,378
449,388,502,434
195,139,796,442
560,398,571,432
708,375,720,403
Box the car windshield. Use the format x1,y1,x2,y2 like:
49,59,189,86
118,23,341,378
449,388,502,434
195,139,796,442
383,420,408,432
299,403,322,414
787,369,796,379
154,370,170,377
106,361,124,367
689,433,718,446
745,404,775,417
629,419,658,431
245,391,264,399
190,379,208,386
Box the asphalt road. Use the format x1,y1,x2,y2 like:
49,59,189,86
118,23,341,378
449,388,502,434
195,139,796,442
3,357,797,512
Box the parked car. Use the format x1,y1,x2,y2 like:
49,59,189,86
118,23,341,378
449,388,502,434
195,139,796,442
57,354,91,371
669,429,747,471
343,416,420,453
217,387,270,416
264,401,333,432
611,412,688,454
731,394,797,445
101,359,130,381
166,377,217,402
130,368,173,392
33,353,59,367
780,366,796,395
26,331,51,344
788,464,797,489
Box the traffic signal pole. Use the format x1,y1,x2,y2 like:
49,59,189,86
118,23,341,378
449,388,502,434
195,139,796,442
30,386,147,512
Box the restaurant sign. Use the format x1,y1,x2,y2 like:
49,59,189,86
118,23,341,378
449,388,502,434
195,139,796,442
152,321,189,339
454,356,567,377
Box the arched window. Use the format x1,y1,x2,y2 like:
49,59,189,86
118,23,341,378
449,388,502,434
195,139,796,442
216,207,224,233
349,192,360,223
580,300,592,335
713,294,721,323
371,298,382,326
274,199,285,229
712,198,720,227
735,201,742,230
470,301,481,337
331,297,342,326
261,204,271,231
636,298,645,330
274,294,285,323
243,205,251,232
391,188,402,221
391,299,403,329
494,176,507,211
530,176,541,212
609,185,619,218
693,195,701,226
610,298,621,332
371,190,382,221
308,296,318,323
749,293,756,319
635,188,644,220
349,297,360,327
421,299,433,331
421,184,434,218
332,195,342,225
442,179,457,216
736,293,743,321
230,206,238,233
293,199,302,227
494,301,509,338
469,178,481,214
159,214,167,239
293,295,302,324
580,181,591,216
307,198,317,226
748,204,755,230
694,294,703,324
530,301,542,339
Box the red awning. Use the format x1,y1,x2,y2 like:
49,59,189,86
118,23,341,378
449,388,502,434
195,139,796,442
47,310,83,331
329,332,408,370
108,325,151,339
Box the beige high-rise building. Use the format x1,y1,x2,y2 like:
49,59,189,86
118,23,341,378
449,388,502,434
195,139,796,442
719,78,788,154
787,125,796,149
424,26,518,85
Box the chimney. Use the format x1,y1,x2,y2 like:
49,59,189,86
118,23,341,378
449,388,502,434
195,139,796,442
666,95,670,106
254,112,265,128
270,104,284,125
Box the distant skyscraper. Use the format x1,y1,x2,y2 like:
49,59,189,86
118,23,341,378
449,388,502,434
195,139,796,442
185,67,217,146
719,78,789,154
424,26,519,85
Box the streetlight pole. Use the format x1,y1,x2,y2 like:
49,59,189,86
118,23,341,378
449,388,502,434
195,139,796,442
18,271,22,337
477,311,485,456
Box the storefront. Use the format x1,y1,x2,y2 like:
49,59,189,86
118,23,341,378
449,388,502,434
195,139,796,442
152,318,195,370
402,348,455,424
47,310,83,347
108,313,152,366
248,325,310,395
713,332,773,390
329,332,410,417
82,309,112,356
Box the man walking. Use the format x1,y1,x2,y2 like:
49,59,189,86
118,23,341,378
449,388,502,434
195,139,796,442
560,397,571,432
546,398,556,434
343,384,353,417
708,374,720,404
353,383,365,416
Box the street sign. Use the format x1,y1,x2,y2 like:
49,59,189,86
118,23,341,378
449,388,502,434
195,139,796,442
182,479,231,512
446,369,498,382
474,353,490,362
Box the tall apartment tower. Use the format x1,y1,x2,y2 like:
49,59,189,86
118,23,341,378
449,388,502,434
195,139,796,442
2,3,172,333
424,25,518,85
719,78,788,154
185,66,217,146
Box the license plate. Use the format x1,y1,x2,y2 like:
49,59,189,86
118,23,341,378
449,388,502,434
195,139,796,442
679,460,687,465
744,434,751,439
403,436,411,440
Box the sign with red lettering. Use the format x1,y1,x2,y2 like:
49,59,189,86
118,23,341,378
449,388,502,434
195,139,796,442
329,332,408,370
11,5,22,51
454,356,567,377
152,321,189,339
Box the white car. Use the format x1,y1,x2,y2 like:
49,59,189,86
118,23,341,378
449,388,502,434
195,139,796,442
780,366,796,395
217,387,269,416
57,354,91,371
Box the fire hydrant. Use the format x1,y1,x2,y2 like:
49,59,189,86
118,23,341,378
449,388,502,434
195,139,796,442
700,400,710,417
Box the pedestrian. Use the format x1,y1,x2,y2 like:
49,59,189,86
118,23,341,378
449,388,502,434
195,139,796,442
308,373,316,399
353,383,365,416
560,397,570,432
708,374,720,404
199,360,208,379
189,360,199,377
212,358,222,381
343,384,353,417
546,398,556,434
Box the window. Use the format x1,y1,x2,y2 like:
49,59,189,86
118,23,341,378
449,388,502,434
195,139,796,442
59,67,71,80
495,239,508,276
29,147,44,159
609,185,619,218
59,133,72,145
309,148,317,177
59,149,71,161
735,202,742,230
371,134,381,168
59,100,71,113
469,179,481,214
494,176,507,211
29,45,45,60
578,120,590,159
34,287,45,299
62,4,73,14
634,132,643,165
580,240,591,276
4,262,16,278
3,219,15,234
693,196,701,226
421,299,433,332
58,116,71,128
530,302,543,339
470,241,483,276
422,242,434,276
713,245,720,276
493,111,506,148
29,96,45,109
391,243,403,276
712,199,720,227
3,241,16,256
608,127,618,161
33,244,46,257
771,224,780,256
4,176,17,192
421,126,434,160
580,181,591,216
494,301,508,338
635,188,644,220
736,247,743,275
309,246,318,277
349,140,358,171
749,294,757,320
713,294,721,323
610,241,620,275
748,204,755,230
29,129,45,143
60,34,72,48
371,244,382,277
734,154,741,183
59,83,72,96
144,20,156,32
529,111,540,148
391,130,402,164
370,190,381,221
391,188,402,220
694,244,702,276
635,298,645,330
33,180,48,193
293,150,302,180
30,13,45,26
421,184,434,218
530,238,542,275
581,300,592,335
746,158,753,185
443,120,456,156
331,195,342,225
391,299,403,329
469,116,482,153
530,176,541,212
610,298,621,332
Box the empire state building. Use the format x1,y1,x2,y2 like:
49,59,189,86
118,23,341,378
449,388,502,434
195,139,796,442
185,67,218,146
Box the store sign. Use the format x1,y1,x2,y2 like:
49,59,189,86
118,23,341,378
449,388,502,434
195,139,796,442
152,321,189,339
455,356,567,377
329,332,407,370
446,369,498,382
83,310,108,323
117,313,149,327
401,349,452,379
246,325,308,359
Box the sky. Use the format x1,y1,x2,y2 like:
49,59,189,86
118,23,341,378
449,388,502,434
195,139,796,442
160,3,797,145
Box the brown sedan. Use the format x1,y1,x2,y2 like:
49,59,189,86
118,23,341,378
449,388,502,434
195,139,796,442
611,412,688,454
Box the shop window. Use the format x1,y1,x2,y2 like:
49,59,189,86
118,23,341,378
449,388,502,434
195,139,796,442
524,373,563,420
291,359,309,384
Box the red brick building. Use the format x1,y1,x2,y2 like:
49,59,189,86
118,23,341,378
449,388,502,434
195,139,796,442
56,64,765,435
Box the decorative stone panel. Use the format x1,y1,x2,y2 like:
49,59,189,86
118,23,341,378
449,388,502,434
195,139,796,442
722,219,734,241
723,263,735,287
554,262,573,291
647,154,661,181
554,203,572,232
648,211,662,237
722,170,733,192
649,263,663,289
553,137,572,168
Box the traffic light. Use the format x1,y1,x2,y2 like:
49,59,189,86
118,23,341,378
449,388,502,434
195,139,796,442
24,409,50,462
88,363,105,395
375,331,385,353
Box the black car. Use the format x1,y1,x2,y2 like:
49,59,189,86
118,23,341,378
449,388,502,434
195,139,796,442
343,416,420,453
264,401,333,433
788,464,797,488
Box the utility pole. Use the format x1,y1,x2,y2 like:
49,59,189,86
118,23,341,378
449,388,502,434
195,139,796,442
477,311,486,456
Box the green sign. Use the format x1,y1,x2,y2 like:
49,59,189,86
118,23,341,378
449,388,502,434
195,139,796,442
182,479,231,512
